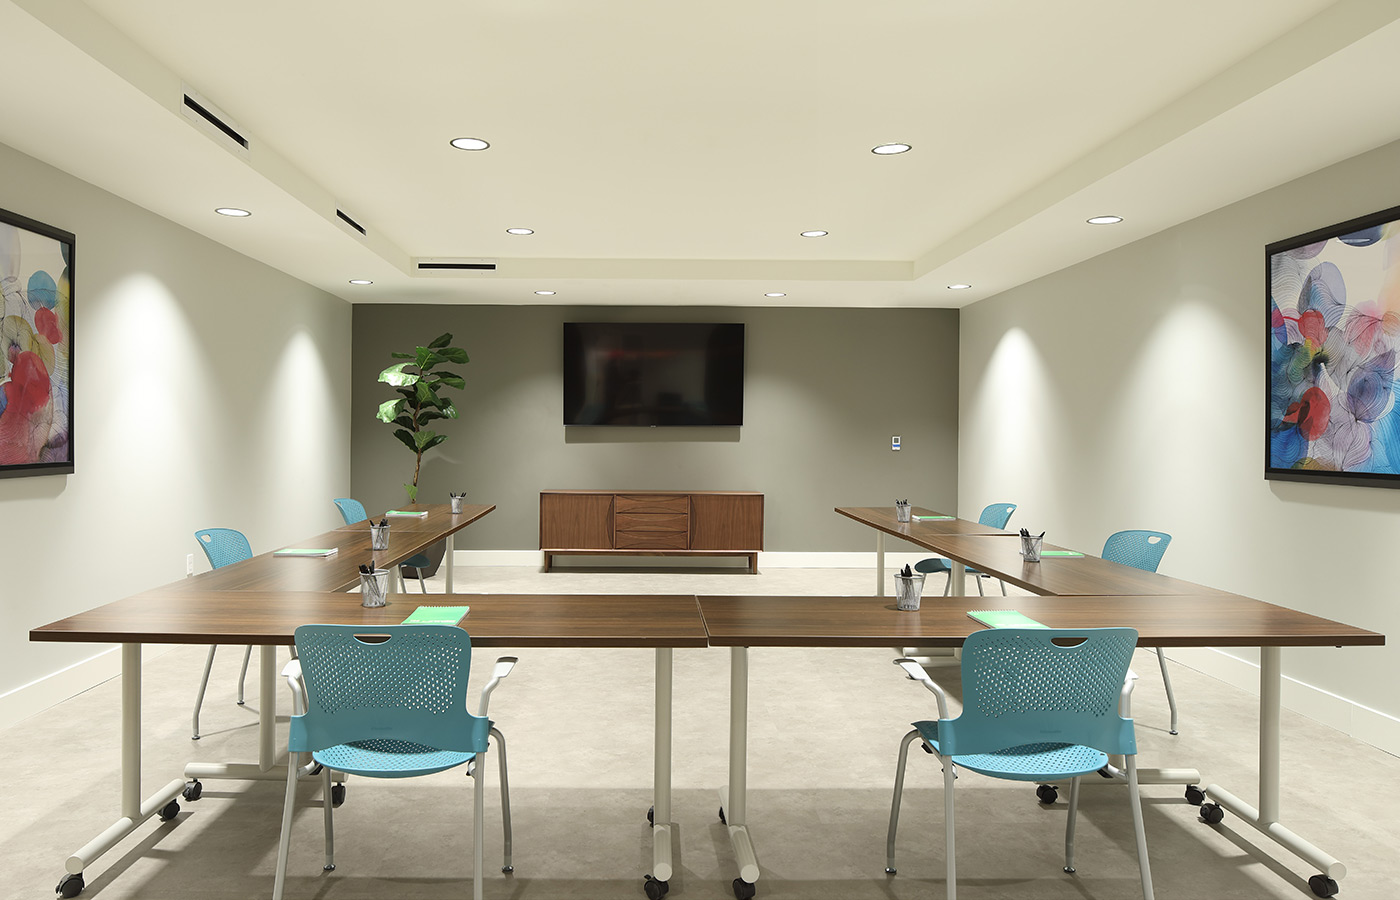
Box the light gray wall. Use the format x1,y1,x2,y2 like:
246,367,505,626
0,141,352,708
351,305,960,550
959,137,1400,722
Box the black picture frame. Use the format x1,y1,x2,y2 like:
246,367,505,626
0,206,75,478
1266,203,1400,487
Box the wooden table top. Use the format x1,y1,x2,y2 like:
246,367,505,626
333,503,495,533
696,595,1385,649
836,506,1015,541
30,592,710,648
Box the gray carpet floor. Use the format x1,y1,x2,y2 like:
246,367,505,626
12,566,1398,899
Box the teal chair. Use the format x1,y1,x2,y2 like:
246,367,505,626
913,503,1017,596
191,527,254,740
272,624,516,900
1103,530,1177,734
333,497,431,594
886,628,1153,900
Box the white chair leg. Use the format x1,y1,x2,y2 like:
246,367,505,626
886,729,922,874
414,567,428,594
1156,647,1179,734
272,750,300,900
237,645,252,705
943,575,953,596
1125,755,1155,900
491,727,513,873
1063,775,1081,873
975,575,985,596
321,763,335,872
193,645,217,740
997,578,1008,596
473,756,486,900
943,755,957,900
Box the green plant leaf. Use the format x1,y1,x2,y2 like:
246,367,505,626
389,351,414,359
417,409,448,423
413,429,440,450
376,398,405,423
379,362,421,386
440,402,459,419
421,433,447,452
434,372,465,390
427,333,453,349
435,347,469,364
397,387,416,402
404,483,419,503
392,428,418,452
393,414,415,429
415,380,440,406
415,347,444,370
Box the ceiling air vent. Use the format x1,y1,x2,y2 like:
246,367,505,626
336,209,366,235
415,258,499,272
180,87,250,159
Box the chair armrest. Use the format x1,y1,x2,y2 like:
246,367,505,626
282,659,307,716
1119,667,1139,717
478,656,518,718
894,657,950,720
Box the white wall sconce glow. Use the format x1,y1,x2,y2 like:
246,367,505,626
214,207,251,217
872,143,911,155
800,230,828,238
535,290,556,295
764,292,786,297
1087,215,1123,225
947,283,973,290
450,137,490,151
506,228,534,235
348,279,372,285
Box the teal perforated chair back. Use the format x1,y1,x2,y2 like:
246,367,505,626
332,497,368,525
289,624,490,756
977,502,1017,529
1101,530,1171,573
194,528,253,570
940,627,1139,758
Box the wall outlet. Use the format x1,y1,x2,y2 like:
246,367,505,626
186,553,195,577
891,435,901,451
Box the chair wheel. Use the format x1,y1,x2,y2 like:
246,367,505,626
1035,784,1059,804
159,800,180,821
1309,874,1339,897
643,874,669,899
1184,785,1205,805
56,872,85,898
1200,802,1225,825
719,806,726,825
182,780,203,802
733,877,757,900
884,867,897,875
647,805,654,825
331,784,346,807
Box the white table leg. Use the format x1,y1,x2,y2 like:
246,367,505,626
652,648,673,883
445,531,456,593
875,532,885,597
721,646,761,887
1204,646,1346,888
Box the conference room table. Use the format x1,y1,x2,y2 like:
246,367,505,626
828,504,1385,899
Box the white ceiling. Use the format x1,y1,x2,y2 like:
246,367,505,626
2,0,1399,308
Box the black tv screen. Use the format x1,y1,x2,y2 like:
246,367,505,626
563,322,744,426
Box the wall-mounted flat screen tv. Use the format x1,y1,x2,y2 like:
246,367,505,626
1267,203,1400,487
563,322,744,426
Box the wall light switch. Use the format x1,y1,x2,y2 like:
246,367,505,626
891,435,901,451
186,553,195,577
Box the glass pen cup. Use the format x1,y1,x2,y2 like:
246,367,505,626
360,570,389,608
1020,533,1044,562
894,571,925,611
895,502,911,523
369,522,389,551
450,495,465,515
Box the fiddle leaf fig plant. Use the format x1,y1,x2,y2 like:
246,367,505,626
376,332,468,503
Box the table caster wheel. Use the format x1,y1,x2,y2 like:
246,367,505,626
502,865,514,874
1184,785,1205,806
719,806,726,825
647,805,654,825
1063,865,1076,874
1309,874,1340,898
643,874,669,899
884,867,897,875
1200,802,1225,825
732,877,757,900
1035,784,1059,804
331,783,346,807
56,872,84,898
158,799,180,821
182,780,203,802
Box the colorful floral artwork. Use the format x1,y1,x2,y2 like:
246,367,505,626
1268,205,1400,484
0,208,74,478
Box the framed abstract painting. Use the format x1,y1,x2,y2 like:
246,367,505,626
1267,203,1400,487
0,207,74,478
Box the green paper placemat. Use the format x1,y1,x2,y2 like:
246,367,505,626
1038,550,1085,557
273,548,338,558
386,509,429,517
912,515,955,520
401,605,470,625
968,609,1049,629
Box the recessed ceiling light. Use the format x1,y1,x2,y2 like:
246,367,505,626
872,143,912,155
214,207,250,217
534,290,556,295
506,228,534,235
1087,215,1123,225
450,137,490,151
348,279,372,285
947,283,973,290
764,292,786,298
800,230,828,238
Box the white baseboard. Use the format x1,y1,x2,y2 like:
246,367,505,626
451,550,938,569
2,646,133,731
1169,647,1400,757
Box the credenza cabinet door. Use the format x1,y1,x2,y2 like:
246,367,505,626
539,493,614,549
690,493,764,551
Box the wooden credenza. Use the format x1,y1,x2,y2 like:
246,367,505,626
540,490,763,573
